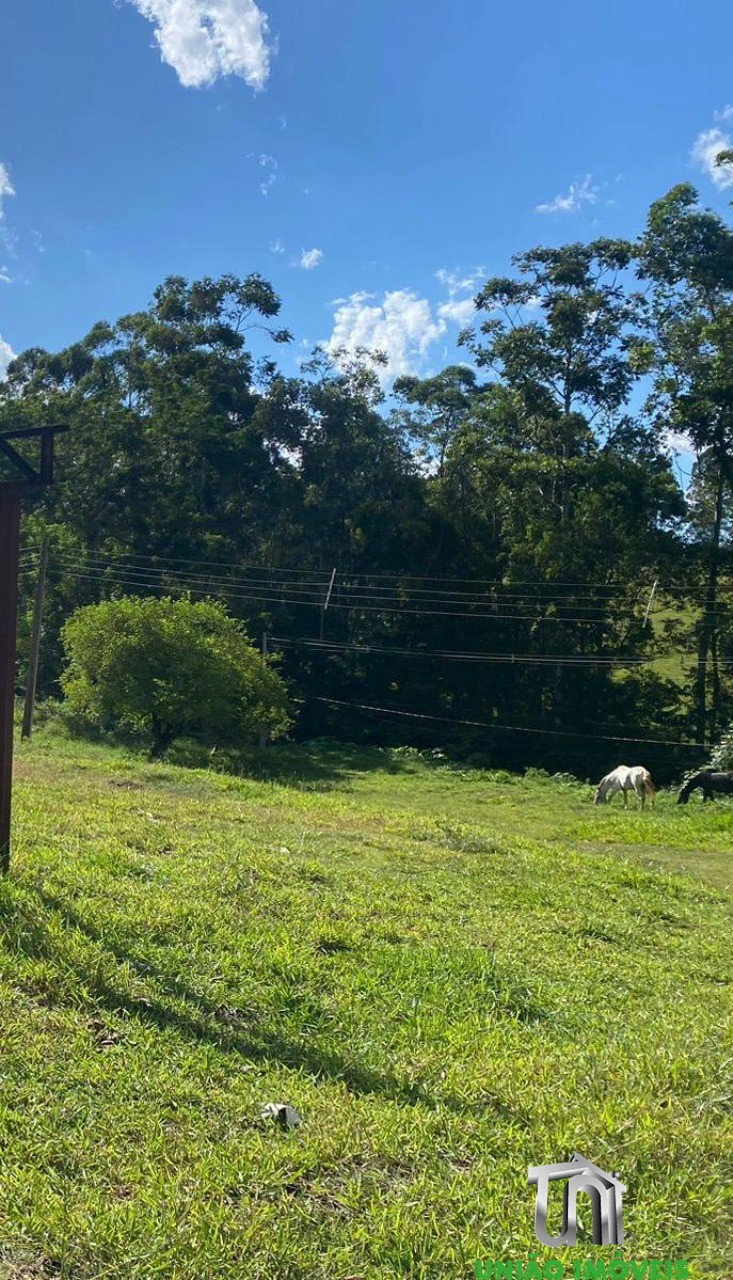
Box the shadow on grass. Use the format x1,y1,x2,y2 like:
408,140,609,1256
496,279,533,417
167,739,417,792
0,883,528,1126
30,714,420,793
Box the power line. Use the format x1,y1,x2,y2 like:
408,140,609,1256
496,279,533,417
25,550,723,670
40,552,733,621
37,562,733,653
270,634,706,667
46,561,653,624
13,550,722,747
31,547,641,587
16,541,733,599
46,551,645,607
309,696,707,749
19,558,722,666
45,565,358,618
49,555,329,598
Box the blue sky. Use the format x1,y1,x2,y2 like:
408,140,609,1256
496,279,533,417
1,0,732,391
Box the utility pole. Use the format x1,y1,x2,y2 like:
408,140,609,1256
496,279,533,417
0,426,67,873
642,579,658,629
319,567,337,643
0,495,20,874
22,535,49,741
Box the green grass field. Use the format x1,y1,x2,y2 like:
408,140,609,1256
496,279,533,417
0,728,732,1279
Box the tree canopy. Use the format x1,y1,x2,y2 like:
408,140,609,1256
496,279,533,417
61,596,291,758
4,184,733,778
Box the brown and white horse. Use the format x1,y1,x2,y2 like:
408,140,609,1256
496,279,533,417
594,765,656,809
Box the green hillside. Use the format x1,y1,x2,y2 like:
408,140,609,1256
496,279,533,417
0,731,731,1278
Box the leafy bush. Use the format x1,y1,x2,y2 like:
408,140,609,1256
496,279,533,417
710,729,733,770
61,596,291,757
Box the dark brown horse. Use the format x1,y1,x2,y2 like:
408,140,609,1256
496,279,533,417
677,770,733,804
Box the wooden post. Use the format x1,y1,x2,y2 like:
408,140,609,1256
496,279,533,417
0,495,21,874
0,424,67,872
22,535,49,741
320,567,337,642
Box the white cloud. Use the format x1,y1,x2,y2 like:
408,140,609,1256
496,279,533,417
299,247,323,270
435,266,484,296
438,296,476,326
434,265,483,326
691,125,733,190
128,0,272,90
0,335,15,379
0,163,15,219
536,174,598,214
249,152,278,195
0,168,18,373
327,289,446,384
662,428,695,456
269,237,285,254
273,442,300,467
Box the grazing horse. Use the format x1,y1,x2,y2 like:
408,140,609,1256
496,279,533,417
677,770,733,804
594,765,656,809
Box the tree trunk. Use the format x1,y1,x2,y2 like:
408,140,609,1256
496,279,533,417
694,453,725,743
711,629,721,740
150,717,175,760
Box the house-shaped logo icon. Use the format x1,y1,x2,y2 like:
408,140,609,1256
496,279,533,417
527,1153,626,1246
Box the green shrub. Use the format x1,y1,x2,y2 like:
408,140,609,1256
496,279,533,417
710,729,733,770
61,596,291,758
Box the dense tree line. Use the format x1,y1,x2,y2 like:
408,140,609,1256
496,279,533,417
2,184,733,778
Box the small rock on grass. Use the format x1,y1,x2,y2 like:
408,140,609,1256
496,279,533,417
260,1103,301,1130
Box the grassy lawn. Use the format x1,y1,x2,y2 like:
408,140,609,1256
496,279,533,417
0,728,732,1278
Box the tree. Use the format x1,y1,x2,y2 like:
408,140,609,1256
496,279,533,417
393,366,479,478
0,246,692,770
636,184,733,739
439,240,684,747
455,241,681,585
462,239,643,535
464,240,639,413
0,273,295,566
61,597,291,757
684,449,733,736
294,347,426,574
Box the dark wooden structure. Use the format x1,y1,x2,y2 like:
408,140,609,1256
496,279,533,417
0,426,67,872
